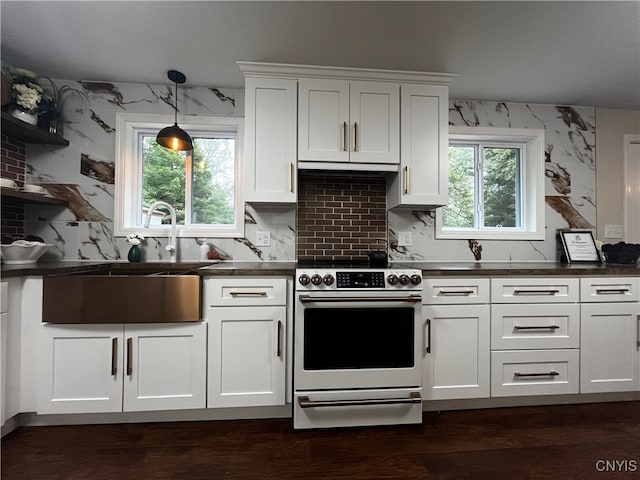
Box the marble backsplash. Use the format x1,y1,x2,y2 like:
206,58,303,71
20,79,595,263
389,102,596,263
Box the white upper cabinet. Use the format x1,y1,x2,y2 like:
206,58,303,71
243,77,298,204
298,79,399,167
387,84,449,208
238,61,455,199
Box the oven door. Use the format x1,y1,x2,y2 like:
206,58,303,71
294,291,422,391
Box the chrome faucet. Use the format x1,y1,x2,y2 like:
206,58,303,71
144,201,178,263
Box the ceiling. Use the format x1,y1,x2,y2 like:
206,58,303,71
1,1,639,109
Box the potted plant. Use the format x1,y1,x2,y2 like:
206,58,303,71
37,77,91,135
6,67,43,125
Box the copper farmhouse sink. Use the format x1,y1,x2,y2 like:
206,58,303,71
43,273,201,324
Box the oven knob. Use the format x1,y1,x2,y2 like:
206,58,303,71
298,274,311,286
311,274,323,286
387,274,399,285
410,274,422,285
399,274,410,285
323,274,335,286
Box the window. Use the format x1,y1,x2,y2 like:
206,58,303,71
115,113,244,238
436,127,545,240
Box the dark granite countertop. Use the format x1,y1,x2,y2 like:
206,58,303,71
1,260,638,279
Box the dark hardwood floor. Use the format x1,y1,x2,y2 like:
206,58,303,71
3,401,640,479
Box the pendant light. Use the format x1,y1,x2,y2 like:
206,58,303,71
156,70,193,151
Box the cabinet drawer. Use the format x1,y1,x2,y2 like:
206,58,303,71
491,278,578,303
491,304,580,350
491,349,579,397
580,277,640,302
422,278,490,305
205,278,287,306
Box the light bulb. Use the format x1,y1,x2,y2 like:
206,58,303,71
171,137,179,150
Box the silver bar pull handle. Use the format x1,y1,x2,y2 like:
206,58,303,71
637,315,640,349
298,392,422,409
353,122,358,151
299,294,422,304
403,166,409,194
513,289,560,295
425,319,432,354
514,325,560,331
514,371,559,378
289,162,295,193
276,320,282,358
111,338,118,376
595,288,630,295
342,122,348,152
126,337,133,376
438,289,474,296
229,291,268,297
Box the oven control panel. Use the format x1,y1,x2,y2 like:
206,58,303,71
336,271,385,289
296,269,422,290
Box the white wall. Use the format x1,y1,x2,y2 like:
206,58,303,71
595,108,640,242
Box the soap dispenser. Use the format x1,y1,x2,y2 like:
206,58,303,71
199,243,211,261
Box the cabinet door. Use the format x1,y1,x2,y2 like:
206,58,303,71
37,324,123,414
123,323,207,412
208,306,286,408
581,303,640,393
244,77,297,203
349,81,399,165
388,84,449,208
422,305,490,400
298,78,349,162
0,311,6,425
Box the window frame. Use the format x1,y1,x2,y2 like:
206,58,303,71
115,113,244,238
436,126,545,240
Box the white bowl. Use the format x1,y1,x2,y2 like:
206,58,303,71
23,184,47,194
0,241,53,265
0,178,17,189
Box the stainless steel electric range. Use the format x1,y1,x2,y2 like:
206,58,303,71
293,265,424,429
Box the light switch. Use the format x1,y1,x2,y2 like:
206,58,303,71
256,231,271,247
398,231,413,247
604,224,623,239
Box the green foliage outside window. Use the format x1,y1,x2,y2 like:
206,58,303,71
142,137,235,226
443,144,520,230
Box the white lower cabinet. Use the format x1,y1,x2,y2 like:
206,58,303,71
205,277,288,408
490,278,581,397
580,303,640,393
422,278,491,400
580,277,640,394
207,306,286,407
422,305,490,400
37,322,206,414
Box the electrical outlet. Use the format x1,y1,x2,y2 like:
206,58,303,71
398,231,413,247
256,231,271,247
604,224,623,239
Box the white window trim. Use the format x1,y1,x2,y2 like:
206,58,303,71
115,113,244,238
436,126,545,240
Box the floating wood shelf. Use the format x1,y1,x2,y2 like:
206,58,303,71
0,187,68,206
1,111,69,146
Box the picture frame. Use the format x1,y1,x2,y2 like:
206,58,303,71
558,230,602,263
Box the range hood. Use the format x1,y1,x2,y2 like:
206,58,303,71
297,161,399,173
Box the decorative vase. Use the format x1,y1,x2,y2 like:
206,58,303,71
127,245,141,263
10,107,38,126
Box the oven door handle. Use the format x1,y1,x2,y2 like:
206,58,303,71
297,392,422,408
298,294,422,304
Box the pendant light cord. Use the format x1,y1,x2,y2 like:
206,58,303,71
174,79,178,125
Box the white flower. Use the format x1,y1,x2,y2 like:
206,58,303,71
126,233,145,246
13,83,42,111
